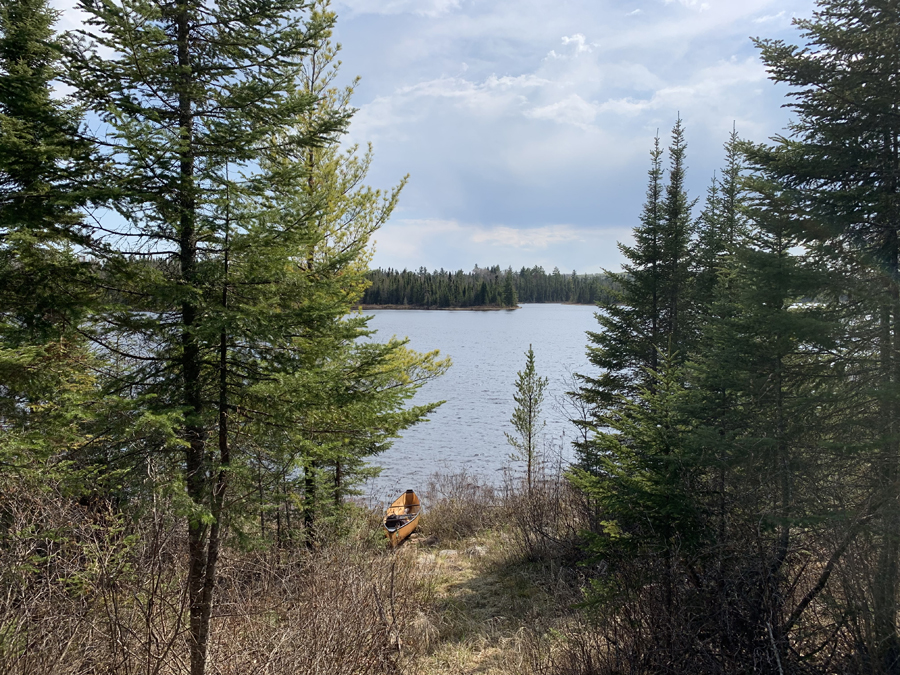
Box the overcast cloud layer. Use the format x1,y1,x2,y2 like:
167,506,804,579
329,0,818,273
54,0,818,274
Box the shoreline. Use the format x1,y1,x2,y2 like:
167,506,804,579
355,304,521,311
355,301,598,311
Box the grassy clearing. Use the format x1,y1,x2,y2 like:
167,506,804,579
413,534,537,674
0,471,585,674
409,499,584,675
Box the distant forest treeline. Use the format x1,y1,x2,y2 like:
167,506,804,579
361,265,615,308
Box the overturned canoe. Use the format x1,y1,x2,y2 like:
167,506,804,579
383,489,421,547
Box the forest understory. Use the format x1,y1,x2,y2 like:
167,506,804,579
0,472,582,675
2,469,882,675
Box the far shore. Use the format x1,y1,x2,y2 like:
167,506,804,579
355,304,520,311
356,301,599,311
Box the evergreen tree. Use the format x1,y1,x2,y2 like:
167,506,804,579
284,0,421,510
0,0,94,343
572,174,845,669
579,134,664,420
660,116,697,348
0,0,103,487
69,4,339,667
570,350,701,626
750,4,900,668
361,265,612,308
683,175,842,664
506,344,548,491
501,268,518,307
67,2,446,672
691,126,746,319
577,122,695,469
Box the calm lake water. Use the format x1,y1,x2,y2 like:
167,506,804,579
363,303,599,498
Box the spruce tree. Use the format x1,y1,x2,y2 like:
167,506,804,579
281,0,425,510
501,268,518,307
506,344,548,490
691,126,746,319
0,0,103,486
578,134,664,424
0,0,94,342
750,3,900,668
572,173,845,669
67,2,446,672
570,349,701,631
69,5,340,668
660,116,697,349
684,174,841,663
577,121,696,470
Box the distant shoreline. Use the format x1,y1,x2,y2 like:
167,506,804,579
355,304,520,311
355,302,599,311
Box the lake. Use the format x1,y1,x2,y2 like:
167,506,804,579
363,303,600,498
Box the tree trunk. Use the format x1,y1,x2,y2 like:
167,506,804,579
304,460,316,548
334,461,342,508
173,8,218,675
874,256,900,674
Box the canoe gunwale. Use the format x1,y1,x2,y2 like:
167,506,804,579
383,490,421,547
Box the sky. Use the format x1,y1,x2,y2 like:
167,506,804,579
53,0,820,275
329,0,819,274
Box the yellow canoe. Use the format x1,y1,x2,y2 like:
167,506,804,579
383,489,421,547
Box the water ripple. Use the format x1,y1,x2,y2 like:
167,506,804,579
362,304,599,497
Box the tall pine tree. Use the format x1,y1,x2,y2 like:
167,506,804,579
0,0,103,491
691,125,746,320
0,0,94,342
683,174,843,666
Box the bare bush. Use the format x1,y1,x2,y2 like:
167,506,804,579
501,466,586,567
205,542,427,674
0,484,431,675
418,470,497,543
518,530,879,675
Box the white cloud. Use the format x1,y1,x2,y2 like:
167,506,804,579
664,0,711,9
593,57,768,120
547,33,599,61
48,0,820,274
596,97,651,116
372,219,463,261
472,225,585,249
330,0,815,271
561,34,592,54
372,219,630,273
753,11,786,23
335,0,460,18
526,94,599,128
396,73,549,104
597,62,662,92
350,72,554,142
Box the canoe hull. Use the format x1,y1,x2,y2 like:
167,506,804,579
384,489,421,547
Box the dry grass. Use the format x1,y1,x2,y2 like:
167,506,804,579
0,491,434,675
207,543,427,674
0,470,592,675
417,469,498,544
408,530,583,675
398,470,586,675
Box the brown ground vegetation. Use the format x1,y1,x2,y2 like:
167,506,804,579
0,469,880,674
